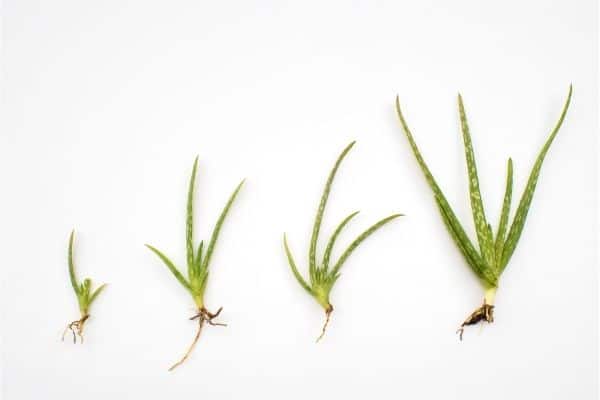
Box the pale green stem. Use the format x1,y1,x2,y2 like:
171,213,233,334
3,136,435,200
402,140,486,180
484,287,497,305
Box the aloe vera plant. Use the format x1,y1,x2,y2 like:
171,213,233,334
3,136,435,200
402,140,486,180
395,86,572,339
145,156,244,370
62,230,107,343
283,141,402,341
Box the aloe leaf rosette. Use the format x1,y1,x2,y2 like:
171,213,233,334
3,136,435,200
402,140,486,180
62,230,107,344
284,141,402,341
146,156,244,370
395,86,572,339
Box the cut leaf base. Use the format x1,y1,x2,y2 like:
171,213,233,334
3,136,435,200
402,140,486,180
62,314,90,344
168,306,226,371
456,301,494,341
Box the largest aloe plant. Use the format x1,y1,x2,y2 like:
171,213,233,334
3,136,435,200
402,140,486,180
395,86,572,339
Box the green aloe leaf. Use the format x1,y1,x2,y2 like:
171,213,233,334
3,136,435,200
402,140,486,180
68,230,79,295
395,97,489,284
145,244,191,291
283,233,313,295
500,85,573,271
434,196,497,287
187,157,199,275
322,211,360,271
193,240,204,275
330,213,402,276
494,158,513,262
201,179,245,272
309,141,355,278
458,95,495,269
89,283,108,305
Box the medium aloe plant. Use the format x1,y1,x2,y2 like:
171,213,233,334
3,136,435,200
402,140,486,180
283,141,402,341
145,156,244,370
62,230,107,343
395,86,572,339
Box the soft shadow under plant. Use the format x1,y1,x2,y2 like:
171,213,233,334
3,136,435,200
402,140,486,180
146,156,244,370
395,86,572,339
283,141,402,341
62,230,107,344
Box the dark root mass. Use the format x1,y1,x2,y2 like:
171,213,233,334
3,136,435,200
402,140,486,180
457,301,494,341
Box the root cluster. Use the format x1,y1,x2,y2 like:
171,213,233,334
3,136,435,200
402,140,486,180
168,306,226,371
456,301,494,340
62,314,90,344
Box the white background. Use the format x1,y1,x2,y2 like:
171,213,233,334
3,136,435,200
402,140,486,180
1,0,597,399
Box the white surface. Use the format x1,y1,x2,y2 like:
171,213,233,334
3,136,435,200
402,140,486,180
1,1,597,399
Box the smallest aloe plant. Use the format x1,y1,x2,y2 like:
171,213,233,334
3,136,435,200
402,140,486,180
62,230,107,344
284,141,402,341
145,156,244,371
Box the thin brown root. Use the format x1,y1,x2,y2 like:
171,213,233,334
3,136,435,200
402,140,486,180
203,307,227,326
316,305,333,343
456,301,494,341
168,318,205,371
168,306,227,371
61,315,89,344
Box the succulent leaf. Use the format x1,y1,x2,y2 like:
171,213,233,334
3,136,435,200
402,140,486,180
435,196,497,287
201,179,245,272
309,141,355,279
187,157,199,275
500,85,572,271
89,283,107,306
396,97,491,285
193,240,204,275
322,211,360,271
145,244,191,291
458,95,495,270
283,234,313,295
331,213,402,276
494,158,513,263
68,230,79,295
